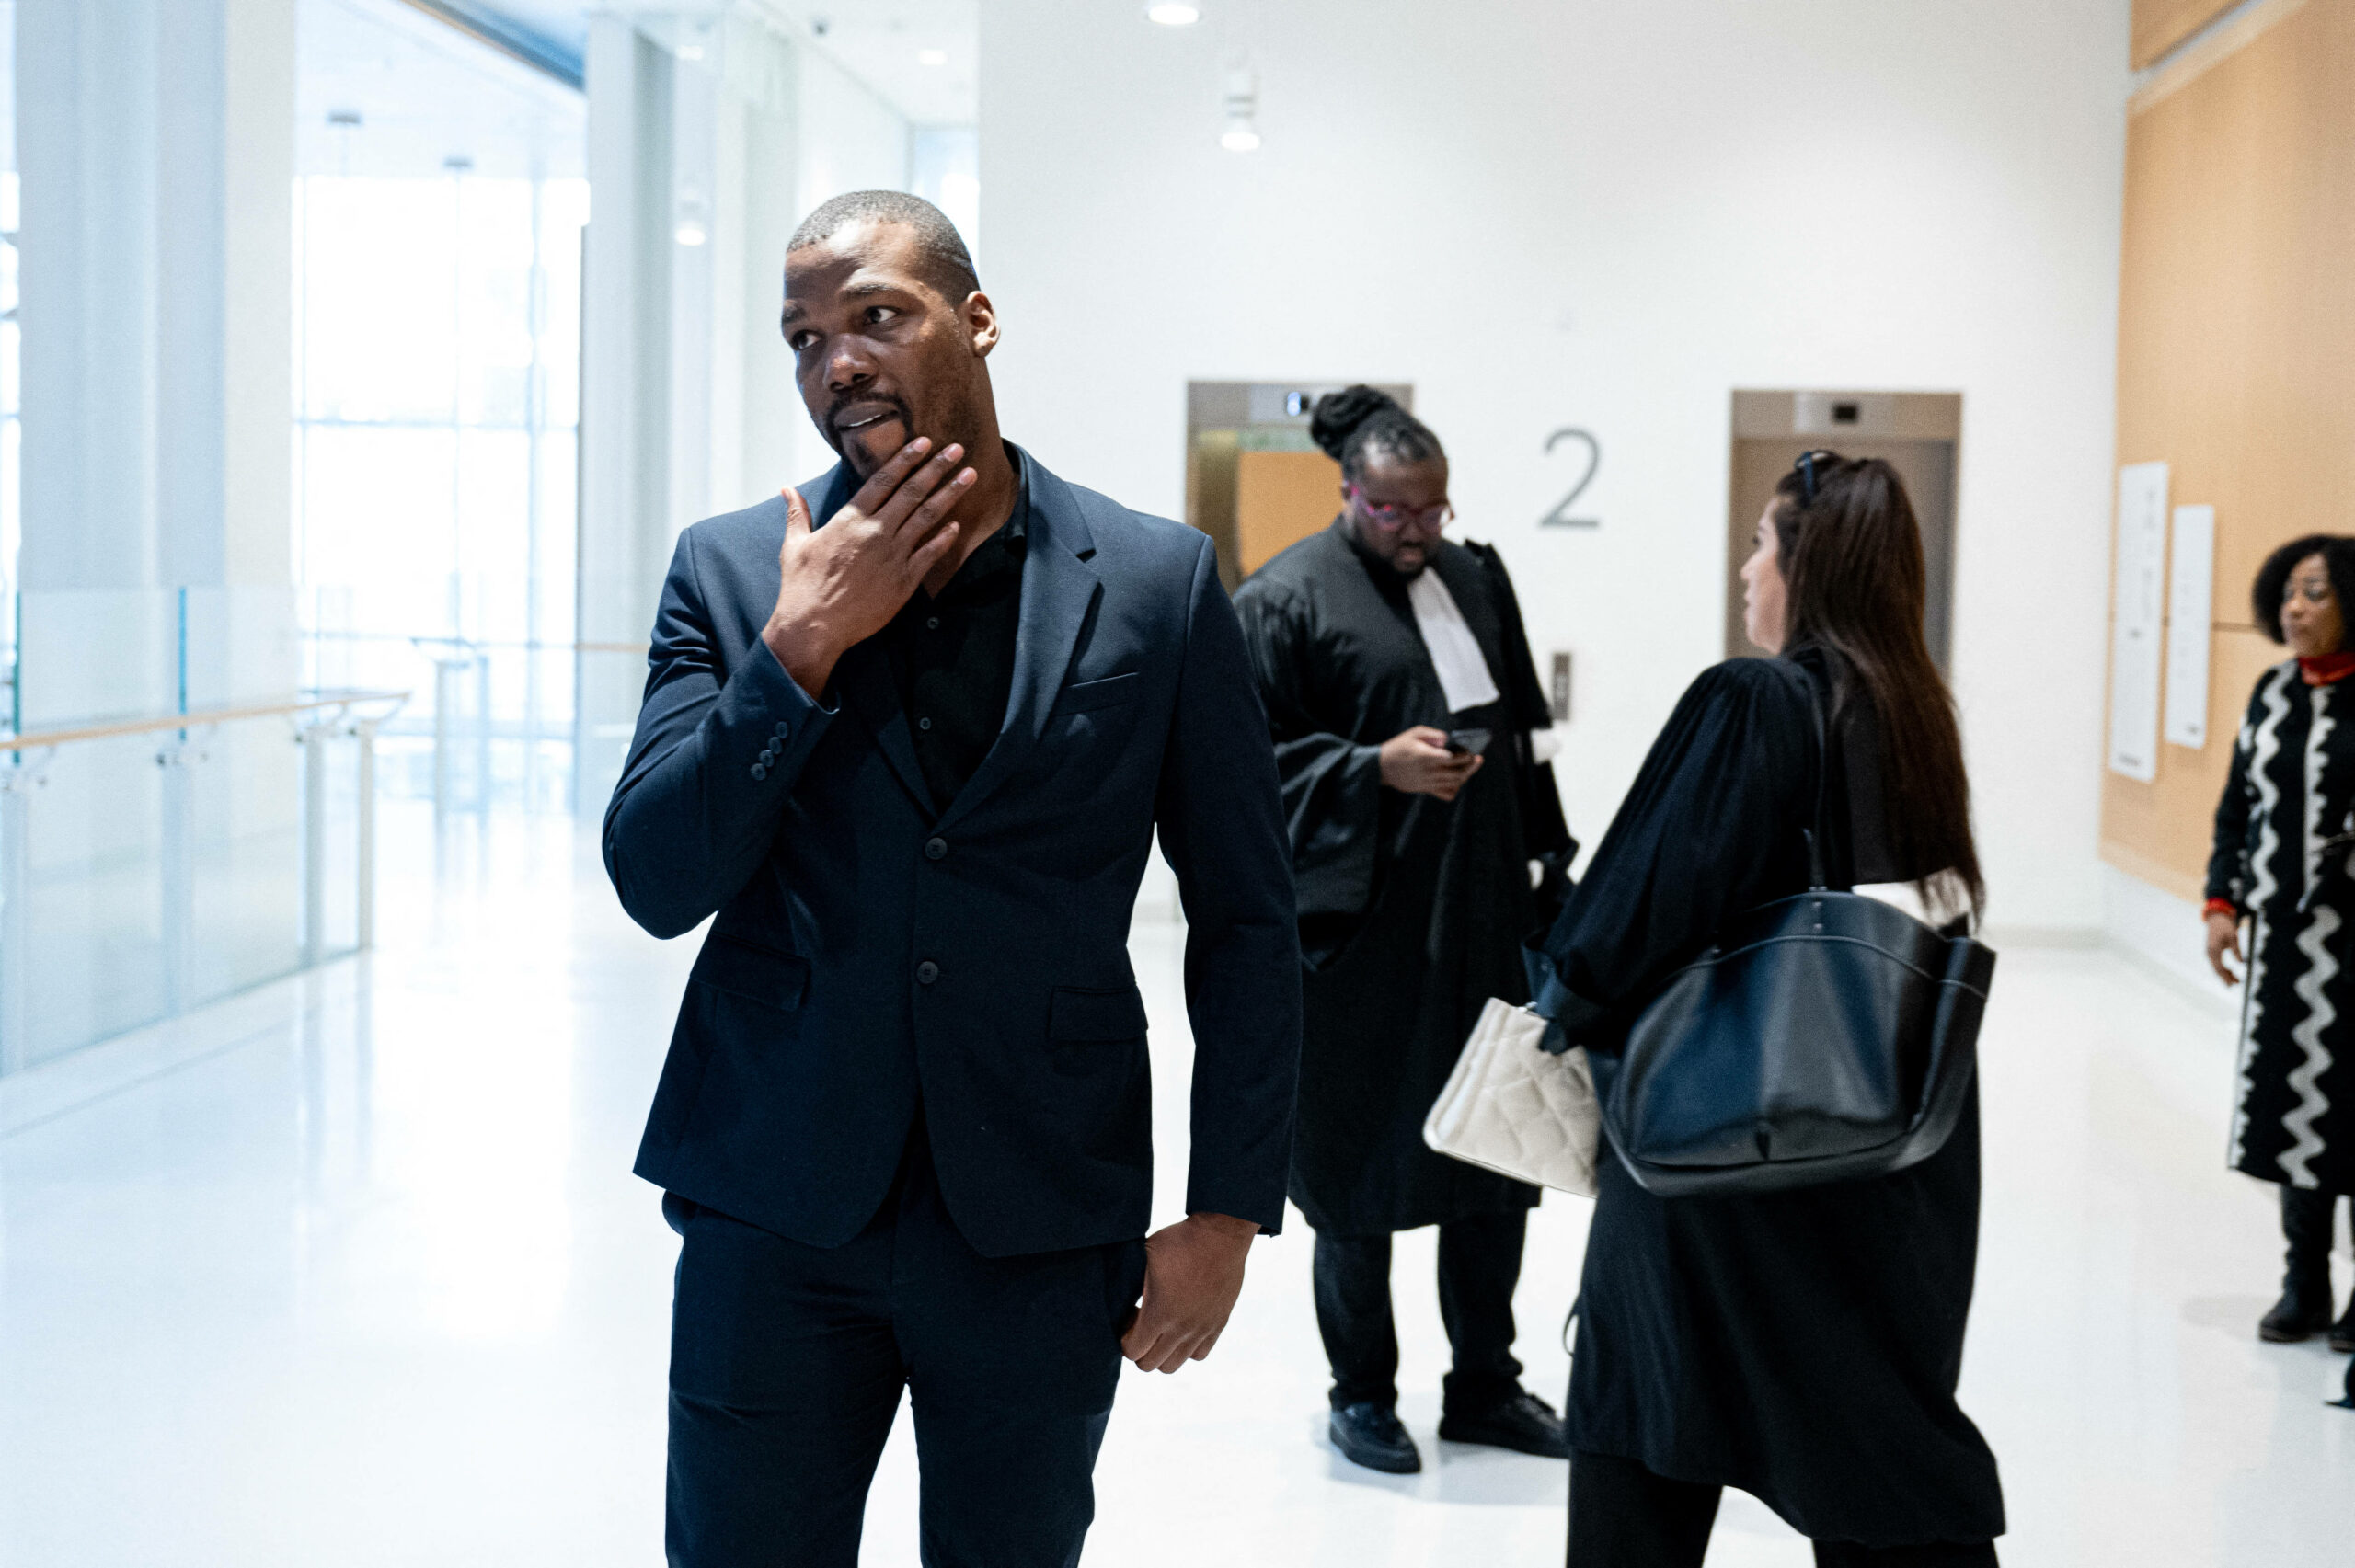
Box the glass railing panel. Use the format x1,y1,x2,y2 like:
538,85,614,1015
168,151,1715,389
0,697,397,1077
11,729,169,1067
11,589,178,730
182,586,301,709
185,717,304,1003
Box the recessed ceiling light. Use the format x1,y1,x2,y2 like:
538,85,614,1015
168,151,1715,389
1220,124,1259,153
678,43,705,61
1147,3,1200,24
918,48,948,65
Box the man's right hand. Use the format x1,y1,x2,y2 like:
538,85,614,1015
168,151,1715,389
762,437,976,697
1379,726,1482,801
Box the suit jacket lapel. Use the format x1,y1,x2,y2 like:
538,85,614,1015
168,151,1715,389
802,463,935,812
936,453,1100,833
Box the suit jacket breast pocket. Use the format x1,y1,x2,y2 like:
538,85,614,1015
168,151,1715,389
1058,671,1141,715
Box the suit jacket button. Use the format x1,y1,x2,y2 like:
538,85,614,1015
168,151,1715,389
750,763,767,781
916,960,940,985
925,837,948,861
759,748,776,765
774,721,789,738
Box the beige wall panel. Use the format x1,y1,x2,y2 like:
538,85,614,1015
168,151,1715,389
2132,0,2246,68
1236,451,1342,578
2103,0,2355,895
2102,629,2284,896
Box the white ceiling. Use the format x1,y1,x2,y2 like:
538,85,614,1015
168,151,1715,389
294,1,981,184
298,0,587,179
783,0,978,127
452,1,981,126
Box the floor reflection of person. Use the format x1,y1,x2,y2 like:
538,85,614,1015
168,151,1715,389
2204,535,2355,1352
1532,452,2004,1565
1232,387,1578,1475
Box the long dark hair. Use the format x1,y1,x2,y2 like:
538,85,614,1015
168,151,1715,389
2251,533,2355,646
1773,452,1983,920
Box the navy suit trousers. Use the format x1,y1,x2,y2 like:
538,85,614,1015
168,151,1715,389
663,1124,1148,1568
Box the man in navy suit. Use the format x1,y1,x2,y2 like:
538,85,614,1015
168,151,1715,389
603,189,1302,1567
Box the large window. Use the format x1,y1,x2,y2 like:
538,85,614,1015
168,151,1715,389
293,0,586,810
1,1,20,734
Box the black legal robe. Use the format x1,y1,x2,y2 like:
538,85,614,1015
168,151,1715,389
1235,522,1571,1236
1535,650,2005,1548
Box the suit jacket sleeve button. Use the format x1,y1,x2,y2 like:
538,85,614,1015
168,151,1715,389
759,748,776,765
750,763,767,781
916,960,940,985
925,837,948,861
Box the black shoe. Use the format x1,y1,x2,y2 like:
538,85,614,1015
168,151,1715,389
1437,1388,1571,1459
1328,1402,1421,1474
2263,1186,2338,1343
2251,1280,2326,1337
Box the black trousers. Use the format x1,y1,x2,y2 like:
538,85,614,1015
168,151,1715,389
1312,1209,1527,1412
1568,1450,1999,1567
663,1126,1147,1568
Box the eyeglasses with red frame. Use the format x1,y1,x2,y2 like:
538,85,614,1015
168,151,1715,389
1344,484,1453,532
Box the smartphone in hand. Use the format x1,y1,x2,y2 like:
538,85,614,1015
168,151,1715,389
1444,727,1493,757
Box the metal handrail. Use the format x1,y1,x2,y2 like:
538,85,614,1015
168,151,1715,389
304,630,649,655
0,689,410,755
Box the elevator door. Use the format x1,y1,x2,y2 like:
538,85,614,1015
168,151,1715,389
1186,382,1413,589
1726,391,1961,670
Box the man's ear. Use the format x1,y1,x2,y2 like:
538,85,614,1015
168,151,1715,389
963,290,1001,360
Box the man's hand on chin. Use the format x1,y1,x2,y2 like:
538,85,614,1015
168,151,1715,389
1118,1212,1261,1374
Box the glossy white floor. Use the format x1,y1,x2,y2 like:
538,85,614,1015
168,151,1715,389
3,806,2351,1566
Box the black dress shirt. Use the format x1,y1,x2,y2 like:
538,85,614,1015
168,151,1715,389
884,451,1030,811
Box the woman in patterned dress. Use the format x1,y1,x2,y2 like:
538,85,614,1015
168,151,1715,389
2205,534,2355,1349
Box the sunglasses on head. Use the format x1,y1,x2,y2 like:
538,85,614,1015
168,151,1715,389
1792,450,1839,504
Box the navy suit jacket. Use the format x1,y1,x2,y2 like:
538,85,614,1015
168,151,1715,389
604,447,1303,1258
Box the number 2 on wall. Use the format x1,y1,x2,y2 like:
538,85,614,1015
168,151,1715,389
1539,428,1601,528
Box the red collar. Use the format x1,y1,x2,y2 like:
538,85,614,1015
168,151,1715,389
2300,652,2355,686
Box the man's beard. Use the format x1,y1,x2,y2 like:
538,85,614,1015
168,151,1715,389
819,389,916,474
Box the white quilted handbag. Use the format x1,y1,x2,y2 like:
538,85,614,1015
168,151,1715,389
1422,998,1601,1197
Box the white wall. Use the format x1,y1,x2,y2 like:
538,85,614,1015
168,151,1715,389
979,0,2131,931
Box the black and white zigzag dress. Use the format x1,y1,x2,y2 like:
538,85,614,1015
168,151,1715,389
2207,660,2355,1196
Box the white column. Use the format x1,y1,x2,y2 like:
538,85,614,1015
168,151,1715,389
15,0,294,723
576,14,675,811
573,5,808,814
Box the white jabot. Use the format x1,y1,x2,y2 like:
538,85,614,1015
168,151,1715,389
1405,567,1501,714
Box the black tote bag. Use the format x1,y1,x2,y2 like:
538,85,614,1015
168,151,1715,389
1584,681,1996,1197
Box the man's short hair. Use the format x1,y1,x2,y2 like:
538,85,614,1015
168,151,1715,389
787,190,979,301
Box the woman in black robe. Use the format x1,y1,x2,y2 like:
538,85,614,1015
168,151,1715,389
1533,452,2004,1565
1234,387,1576,1473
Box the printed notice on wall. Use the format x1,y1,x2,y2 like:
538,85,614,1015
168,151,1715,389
2108,462,2170,781
2165,504,2215,750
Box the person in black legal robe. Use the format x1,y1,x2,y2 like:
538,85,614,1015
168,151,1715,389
1532,452,2004,1566
1233,387,1577,1475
